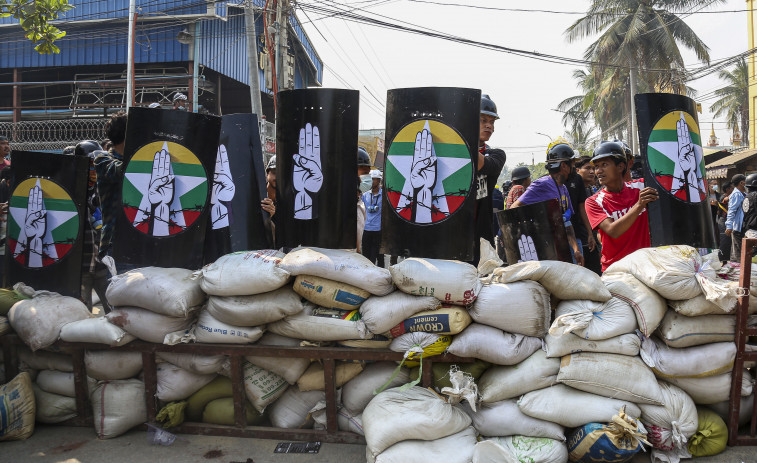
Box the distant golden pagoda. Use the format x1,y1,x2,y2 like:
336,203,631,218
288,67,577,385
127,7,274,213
707,123,718,147
732,126,743,147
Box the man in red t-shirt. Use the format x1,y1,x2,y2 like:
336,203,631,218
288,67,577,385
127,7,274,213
585,141,658,271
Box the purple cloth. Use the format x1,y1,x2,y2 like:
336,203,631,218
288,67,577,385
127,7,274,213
516,176,574,223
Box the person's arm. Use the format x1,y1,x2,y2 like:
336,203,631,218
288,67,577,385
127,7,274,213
596,187,658,239
579,200,596,251
565,224,584,266
477,148,506,175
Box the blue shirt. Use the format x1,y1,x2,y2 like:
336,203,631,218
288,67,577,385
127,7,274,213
726,188,745,232
362,188,382,231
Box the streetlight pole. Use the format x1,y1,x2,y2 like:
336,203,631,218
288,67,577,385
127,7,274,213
126,0,136,113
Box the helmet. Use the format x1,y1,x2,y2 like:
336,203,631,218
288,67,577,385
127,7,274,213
591,140,627,163
746,173,757,190
546,143,574,169
62,145,76,155
370,169,383,179
173,92,187,102
613,139,633,160
74,140,102,158
481,94,499,119
148,102,161,109
357,147,372,166
266,156,276,172
502,180,513,190
511,166,531,181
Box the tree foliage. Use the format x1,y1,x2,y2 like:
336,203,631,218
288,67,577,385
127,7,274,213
710,58,749,146
0,0,73,54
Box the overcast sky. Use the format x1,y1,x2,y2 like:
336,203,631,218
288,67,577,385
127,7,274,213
298,0,748,167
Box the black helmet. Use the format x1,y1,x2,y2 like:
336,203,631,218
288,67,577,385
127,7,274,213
546,143,574,169
746,173,757,190
74,140,102,158
357,147,372,166
502,180,512,190
613,139,633,160
266,156,276,172
511,166,531,181
481,94,499,119
592,140,627,163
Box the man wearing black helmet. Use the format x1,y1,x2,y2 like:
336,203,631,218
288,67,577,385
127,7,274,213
739,174,757,244
476,94,506,262
506,166,531,208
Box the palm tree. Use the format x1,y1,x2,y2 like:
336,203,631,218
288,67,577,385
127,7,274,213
710,58,749,146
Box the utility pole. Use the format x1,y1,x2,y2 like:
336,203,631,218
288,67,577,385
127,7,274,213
245,0,263,116
126,0,136,113
629,58,638,153
275,0,289,96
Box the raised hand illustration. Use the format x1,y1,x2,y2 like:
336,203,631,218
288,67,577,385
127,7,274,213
517,234,538,262
675,112,701,201
147,146,175,236
24,182,46,267
410,127,437,223
210,144,236,229
292,123,323,220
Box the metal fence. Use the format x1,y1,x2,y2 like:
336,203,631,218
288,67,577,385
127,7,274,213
0,119,109,152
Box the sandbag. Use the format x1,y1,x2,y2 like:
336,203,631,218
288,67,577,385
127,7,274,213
293,275,370,310
706,393,755,426
338,408,364,435
687,408,728,457
8,291,92,351
389,332,452,367
242,361,288,413
202,397,263,426
640,337,736,379
360,292,440,335
36,370,95,398
0,316,10,336
469,281,551,337
664,370,754,404
409,360,491,392
33,384,76,424
338,334,392,349
477,436,568,463
479,349,559,403
447,323,542,366
245,333,311,384
0,288,29,316
518,384,642,428
544,333,641,358
550,298,637,341
59,317,136,347
389,258,482,306
190,310,264,344
389,306,472,336
269,386,325,429
567,407,647,463
85,350,142,380
156,362,216,402
373,426,477,463
0,372,35,441
485,260,611,302
602,272,667,336
657,310,743,348
639,382,698,451
297,361,364,392
363,386,472,460
342,362,411,414
464,400,565,441
269,305,368,341
106,307,195,344
156,352,226,376
198,250,290,296
280,247,394,295
206,286,303,327
668,294,742,316
91,379,147,439
106,267,205,317
186,376,233,422
18,348,72,372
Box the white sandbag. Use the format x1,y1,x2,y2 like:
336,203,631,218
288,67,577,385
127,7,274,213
106,267,205,317
156,362,216,402
476,436,568,463
373,426,477,463
360,292,440,334
342,362,411,414
245,333,311,385
557,352,664,405
639,382,698,451
190,310,264,344
389,306,472,336
36,370,95,398
0,372,35,441
518,384,642,428
18,348,72,372
91,379,147,439
242,361,289,413
338,408,364,435
478,349,559,403
268,304,368,341
640,336,736,379
198,250,290,296
464,400,565,441
156,352,226,375
550,298,637,340
106,307,195,344
447,323,542,366
206,286,303,327
657,310,747,348
363,386,472,460
668,294,740,316
33,384,76,424
59,317,136,347
544,332,641,358
602,272,667,336
85,350,142,380
297,362,364,392
706,393,755,426
280,247,394,295
664,370,754,404
485,260,611,302
8,291,92,351
389,258,482,306
293,275,370,310
469,281,551,337
268,386,325,429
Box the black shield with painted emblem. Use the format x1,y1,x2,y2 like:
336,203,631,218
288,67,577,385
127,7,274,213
5,152,88,296
381,87,480,260
275,89,359,249
114,107,221,268
635,93,716,248
497,199,571,264
204,113,272,263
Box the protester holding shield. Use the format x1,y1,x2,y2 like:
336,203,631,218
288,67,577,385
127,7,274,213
475,94,506,261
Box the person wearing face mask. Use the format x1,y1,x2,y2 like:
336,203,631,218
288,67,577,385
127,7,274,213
357,147,373,252
362,169,384,266
172,92,187,111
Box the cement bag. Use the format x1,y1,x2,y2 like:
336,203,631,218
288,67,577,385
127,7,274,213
33,384,76,424
106,307,194,344
8,291,92,351
0,372,35,441
37,370,95,398
567,407,647,463
602,272,667,336
59,317,136,347
687,408,728,457
18,348,72,372
373,426,477,463
202,397,263,426
245,333,311,384
268,305,368,341
297,361,364,392
91,379,147,439
206,286,303,327
242,361,288,413
558,352,664,405
269,386,324,429
389,306,472,337
342,362,411,414
664,370,754,404
640,337,736,379
544,333,641,358
192,310,264,344
362,386,472,460
639,383,698,451
338,408,364,435
156,352,226,375
485,260,611,302
657,311,741,348
478,436,568,463
105,267,205,317
550,298,637,341
706,393,755,426
186,376,233,422
389,332,452,368
198,250,290,296
479,349,559,403
280,247,394,296
85,350,142,380
360,292,440,334
518,384,642,428
0,316,10,336
463,400,565,441
668,294,741,316
389,258,481,306
293,275,370,310
469,281,551,337
447,323,542,366
155,362,216,402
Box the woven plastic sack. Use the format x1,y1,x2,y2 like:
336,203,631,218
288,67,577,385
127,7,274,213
184,310,264,344
567,406,648,463
186,376,233,422
0,288,29,316
389,258,482,306
640,336,736,379
18,348,72,372
242,361,288,413
202,397,262,426
106,267,205,317
550,297,637,341
447,323,542,366
664,369,754,404
268,304,369,341
687,408,728,457
91,379,147,439
479,349,559,403
156,362,216,402
373,426,477,463
463,399,565,441
9,290,92,351
706,393,754,426
244,333,311,385
657,311,749,348
293,274,370,310
469,281,551,337
197,250,290,296
342,362,411,414
602,272,667,336
389,332,452,368
33,384,76,424
544,332,641,358
476,436,568,463
106,307,195,344
37,370,95,398
360,291,440,335
59,317,136,347
296,361,364,392
269,386,324,429
206,286,303,327
639,382,698,451
85,350,142,380
0,372,35,441
156,352,226,375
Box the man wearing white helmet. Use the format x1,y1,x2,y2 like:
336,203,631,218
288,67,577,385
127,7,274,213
173,92,187,111
362,169,384,266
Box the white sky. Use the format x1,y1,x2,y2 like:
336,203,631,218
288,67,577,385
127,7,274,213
299,0,748,167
